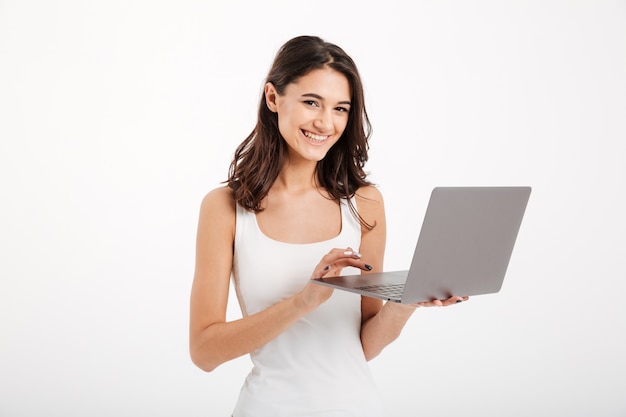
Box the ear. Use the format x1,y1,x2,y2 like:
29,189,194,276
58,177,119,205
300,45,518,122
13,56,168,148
264,82,278,112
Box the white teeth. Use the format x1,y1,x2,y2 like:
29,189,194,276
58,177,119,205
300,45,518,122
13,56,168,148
303,130,328,142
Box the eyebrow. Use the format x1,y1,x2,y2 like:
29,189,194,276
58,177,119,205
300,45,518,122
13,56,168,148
301,93,351,106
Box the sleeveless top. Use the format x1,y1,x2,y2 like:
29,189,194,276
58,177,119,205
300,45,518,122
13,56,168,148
231,198,385,417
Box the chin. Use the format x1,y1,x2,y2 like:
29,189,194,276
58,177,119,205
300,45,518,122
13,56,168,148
309,151,330,162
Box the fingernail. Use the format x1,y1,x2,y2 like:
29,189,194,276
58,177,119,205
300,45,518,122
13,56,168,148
323,265,330,271
456,299,463,303
364,264,373,271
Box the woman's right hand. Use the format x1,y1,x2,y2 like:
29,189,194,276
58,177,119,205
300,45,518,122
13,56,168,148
296,247,372,313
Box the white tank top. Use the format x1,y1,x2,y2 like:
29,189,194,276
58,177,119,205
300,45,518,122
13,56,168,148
231,198,385,417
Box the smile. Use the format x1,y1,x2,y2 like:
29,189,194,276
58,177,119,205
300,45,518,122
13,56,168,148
302,130,330,144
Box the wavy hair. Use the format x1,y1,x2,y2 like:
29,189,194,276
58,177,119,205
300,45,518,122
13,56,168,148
227,35,374,229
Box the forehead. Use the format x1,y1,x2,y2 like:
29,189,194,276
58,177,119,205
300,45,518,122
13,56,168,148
287,67,351,101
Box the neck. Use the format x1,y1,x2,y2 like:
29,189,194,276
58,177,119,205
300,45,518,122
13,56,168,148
274,158,318,193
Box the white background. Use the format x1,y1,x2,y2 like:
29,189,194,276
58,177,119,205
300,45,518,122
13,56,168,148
1,1,625,416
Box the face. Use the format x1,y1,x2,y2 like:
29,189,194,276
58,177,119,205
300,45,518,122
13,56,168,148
265,67,351,163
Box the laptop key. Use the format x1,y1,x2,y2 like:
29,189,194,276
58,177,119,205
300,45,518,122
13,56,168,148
355,283,405,297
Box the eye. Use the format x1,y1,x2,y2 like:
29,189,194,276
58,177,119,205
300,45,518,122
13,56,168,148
335,106,350,113
303,100,319,107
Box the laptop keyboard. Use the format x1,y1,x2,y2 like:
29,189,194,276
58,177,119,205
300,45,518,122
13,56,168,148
355,283,405,298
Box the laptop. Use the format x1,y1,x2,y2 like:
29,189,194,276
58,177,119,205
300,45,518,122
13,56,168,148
313,186,531,303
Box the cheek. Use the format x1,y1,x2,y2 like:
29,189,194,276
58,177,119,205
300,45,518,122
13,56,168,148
335,117,349,135
276,112,296,135
274,107,291,134
276,102,302,129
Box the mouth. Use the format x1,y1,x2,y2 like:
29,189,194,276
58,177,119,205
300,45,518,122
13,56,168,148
302,129,330,145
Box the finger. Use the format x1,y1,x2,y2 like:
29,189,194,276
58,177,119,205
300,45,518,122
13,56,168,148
323,247,362,262
317,248,364,271
311,264,332,279
443,296,463,306
448,296,469,306
416,296,468,308
416,299,444,308
316,256,373,281
319,259,373,278
343,249,362,259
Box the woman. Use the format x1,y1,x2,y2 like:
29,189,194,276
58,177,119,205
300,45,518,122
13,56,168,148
189,35,467,416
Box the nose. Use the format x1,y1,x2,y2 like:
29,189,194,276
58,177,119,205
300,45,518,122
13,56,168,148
313,108,333,131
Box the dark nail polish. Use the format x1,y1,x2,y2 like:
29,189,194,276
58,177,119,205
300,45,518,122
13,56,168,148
364,264,373,271
456,299,463,303
323,265,330,271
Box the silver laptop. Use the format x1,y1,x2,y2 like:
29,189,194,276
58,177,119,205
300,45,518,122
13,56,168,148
313,186,531,303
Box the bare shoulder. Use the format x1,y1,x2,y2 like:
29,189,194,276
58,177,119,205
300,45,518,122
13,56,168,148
201,185,236,212
198,185,236,235
355,185,384,204
355,185,386,229
355,185,385,214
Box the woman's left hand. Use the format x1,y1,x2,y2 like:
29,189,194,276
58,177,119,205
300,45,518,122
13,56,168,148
414,295,469,308
384,295,470,315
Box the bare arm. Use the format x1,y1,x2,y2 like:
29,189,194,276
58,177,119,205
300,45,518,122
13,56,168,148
357,186,467,361
188,187,368,372
354,185,399,360
188,187,311,371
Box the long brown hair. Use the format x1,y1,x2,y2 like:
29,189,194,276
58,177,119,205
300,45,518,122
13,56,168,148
227,35,374,229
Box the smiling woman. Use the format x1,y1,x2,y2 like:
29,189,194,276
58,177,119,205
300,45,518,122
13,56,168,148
226,35,372,219
188,35,466,417
264,67,352,162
